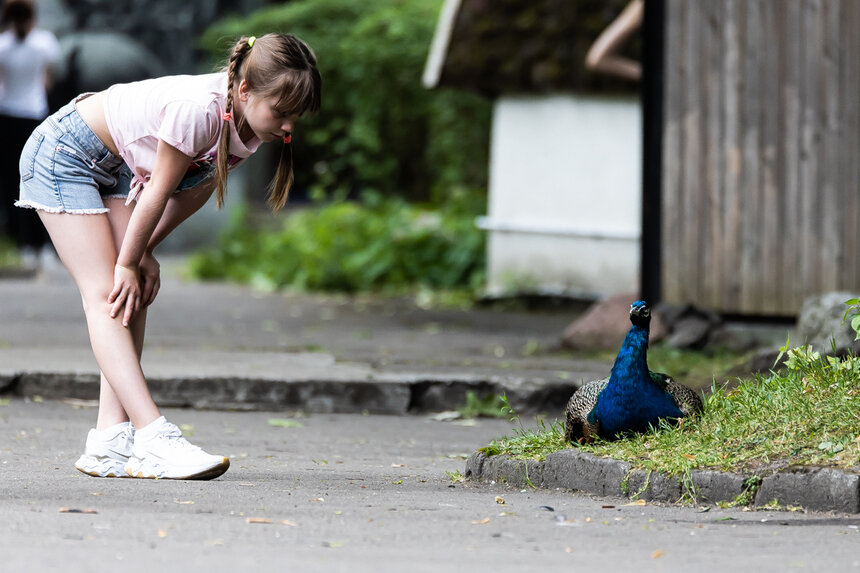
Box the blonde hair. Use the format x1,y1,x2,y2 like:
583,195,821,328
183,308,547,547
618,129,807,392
217,33,321,211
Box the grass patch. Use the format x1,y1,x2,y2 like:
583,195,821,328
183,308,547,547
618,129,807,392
0,238,20,269
482,344,860,478
456,391,508,419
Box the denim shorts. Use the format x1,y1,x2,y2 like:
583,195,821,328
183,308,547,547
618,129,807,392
16,96,133,214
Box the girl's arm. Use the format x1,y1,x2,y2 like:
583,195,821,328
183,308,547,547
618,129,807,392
109,139,192,326
136,179,217,307
147,179,217,253
584,0,643,81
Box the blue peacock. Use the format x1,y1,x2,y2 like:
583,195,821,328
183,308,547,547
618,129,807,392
564,300,703,442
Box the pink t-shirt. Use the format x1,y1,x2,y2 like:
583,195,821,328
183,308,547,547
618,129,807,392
103,72,261,201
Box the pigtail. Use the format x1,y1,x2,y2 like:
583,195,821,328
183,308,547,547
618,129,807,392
218,33,320,212
215,36,253,209
268,140,293,212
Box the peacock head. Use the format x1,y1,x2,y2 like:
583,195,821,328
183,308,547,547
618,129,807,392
629,300,651,328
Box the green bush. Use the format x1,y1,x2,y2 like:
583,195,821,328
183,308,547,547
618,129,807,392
201,0,492,203
188,191,485,293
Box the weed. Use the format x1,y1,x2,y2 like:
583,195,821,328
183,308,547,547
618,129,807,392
457,392,508,419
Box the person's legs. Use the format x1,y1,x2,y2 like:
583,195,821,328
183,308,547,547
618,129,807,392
94,197,148,430
38,209,160,429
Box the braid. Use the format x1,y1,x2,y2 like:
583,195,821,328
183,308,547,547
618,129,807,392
215,36,253,209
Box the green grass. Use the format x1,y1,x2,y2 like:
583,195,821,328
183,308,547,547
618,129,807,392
0,238,20,269
482,345,860,479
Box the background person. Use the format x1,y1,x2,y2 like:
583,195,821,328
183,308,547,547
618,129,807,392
0,0,58,267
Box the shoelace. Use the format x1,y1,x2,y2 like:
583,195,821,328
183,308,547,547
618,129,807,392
158,423,202,451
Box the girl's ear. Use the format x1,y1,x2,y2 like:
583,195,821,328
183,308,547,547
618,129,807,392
238,79,250,102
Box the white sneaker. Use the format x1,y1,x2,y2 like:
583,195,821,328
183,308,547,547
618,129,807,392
74,422,134,478
124,416,230,480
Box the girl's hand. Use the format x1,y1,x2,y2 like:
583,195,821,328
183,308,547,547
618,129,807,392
140,252,161,307
108,263,141,327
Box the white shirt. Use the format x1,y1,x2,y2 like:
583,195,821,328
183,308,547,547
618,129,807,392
0,28,60,119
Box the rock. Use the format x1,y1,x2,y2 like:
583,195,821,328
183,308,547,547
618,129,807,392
743,348,786,375
658,303,722,350
561,293,668,351
797,292,860,354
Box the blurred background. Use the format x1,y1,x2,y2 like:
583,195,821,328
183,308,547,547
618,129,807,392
2,0,858,325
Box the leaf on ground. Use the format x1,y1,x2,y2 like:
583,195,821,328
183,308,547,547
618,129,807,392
246,517,273,524
495,496,505,504
391,463,405,468
174,499,194,505
430,411,461,422
157,529,168,538
652,550,664,559
268,418,304,428
472,517,491,525
59,507,98,514
625,499,647,506
281,519,299,527
61,398,98,409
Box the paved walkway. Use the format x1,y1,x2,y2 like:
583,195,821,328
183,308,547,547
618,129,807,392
0,257,608,415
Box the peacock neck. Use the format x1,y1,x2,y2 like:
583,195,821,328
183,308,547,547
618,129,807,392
608,324,650,388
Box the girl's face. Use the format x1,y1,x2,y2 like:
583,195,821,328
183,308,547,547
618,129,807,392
236,80,299,144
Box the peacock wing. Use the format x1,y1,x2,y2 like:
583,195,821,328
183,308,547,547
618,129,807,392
564,377,608,442
658,374,704,416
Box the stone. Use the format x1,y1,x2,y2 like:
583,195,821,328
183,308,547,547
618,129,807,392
659,303,722,350
542,449,630,497
561,293,668,351
626,469,682,502
755,467,860,513
689,470,748,504
797,292,860,354
464,451,487,479
0,373,18,393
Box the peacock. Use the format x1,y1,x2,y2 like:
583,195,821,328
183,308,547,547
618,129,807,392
564,300,703,442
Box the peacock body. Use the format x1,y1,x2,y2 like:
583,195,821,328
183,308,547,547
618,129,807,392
564,301,703,442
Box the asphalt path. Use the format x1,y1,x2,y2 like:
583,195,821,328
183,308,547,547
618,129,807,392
2,399,858,572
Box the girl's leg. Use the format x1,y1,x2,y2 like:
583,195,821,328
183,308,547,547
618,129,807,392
94,197,148,430
38,209,160,429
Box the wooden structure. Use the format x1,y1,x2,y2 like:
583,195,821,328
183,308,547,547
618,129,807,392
660,0,860,315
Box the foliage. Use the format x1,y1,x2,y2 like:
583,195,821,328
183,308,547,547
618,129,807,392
188,191,485,293
843,297,860,341
483,341,860,479
0,238,20,269
456,391,508,419
200,0,492,203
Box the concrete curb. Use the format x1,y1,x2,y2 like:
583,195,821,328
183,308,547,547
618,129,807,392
465,450,860,514
1,370,572,415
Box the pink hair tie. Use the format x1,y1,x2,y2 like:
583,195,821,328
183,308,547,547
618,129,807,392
283,133,292,144
222,111,232,121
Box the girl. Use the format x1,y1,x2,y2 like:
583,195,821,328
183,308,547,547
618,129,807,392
14,33,321,480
